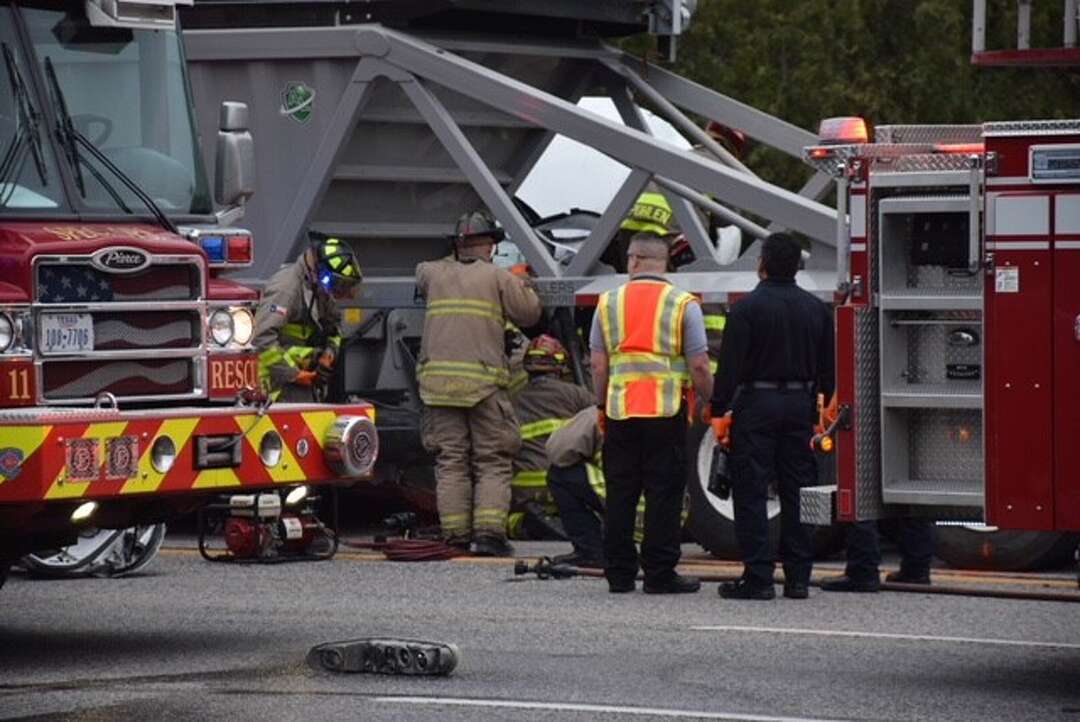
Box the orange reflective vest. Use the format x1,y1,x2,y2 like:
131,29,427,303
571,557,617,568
597,277,694,420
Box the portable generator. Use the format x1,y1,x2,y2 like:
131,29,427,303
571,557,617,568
197,485,338,562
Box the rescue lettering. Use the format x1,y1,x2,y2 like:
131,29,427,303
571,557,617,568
210,357,259,393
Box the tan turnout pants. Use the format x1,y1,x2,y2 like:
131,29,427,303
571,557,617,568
422,390,521,543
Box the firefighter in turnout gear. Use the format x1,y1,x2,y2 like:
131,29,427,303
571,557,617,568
254,234,362,402
590,232,714,594
417,209,543,557
508,335,594,540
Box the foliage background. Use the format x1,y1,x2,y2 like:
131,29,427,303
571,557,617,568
620,0,1080,188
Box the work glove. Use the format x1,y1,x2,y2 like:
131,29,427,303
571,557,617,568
711,412,732,449
294,370,318,387
318,347,336,370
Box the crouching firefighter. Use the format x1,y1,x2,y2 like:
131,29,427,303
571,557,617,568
254,234,362,402
416,210,542,557
508,335,594,540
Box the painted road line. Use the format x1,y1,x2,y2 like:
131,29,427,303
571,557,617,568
690,625,1080,651
373,696,845,721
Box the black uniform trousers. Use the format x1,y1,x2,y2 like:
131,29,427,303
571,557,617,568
602,412,687,587
547,463,605,563
845,518,936,580
730,388,816,588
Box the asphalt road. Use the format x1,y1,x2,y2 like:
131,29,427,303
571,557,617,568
2,541,1079,722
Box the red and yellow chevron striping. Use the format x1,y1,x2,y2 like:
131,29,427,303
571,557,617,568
0,403,375,504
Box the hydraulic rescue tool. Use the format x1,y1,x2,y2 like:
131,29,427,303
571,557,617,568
307,638,460,676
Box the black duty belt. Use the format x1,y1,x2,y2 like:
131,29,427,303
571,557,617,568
743,381,815,392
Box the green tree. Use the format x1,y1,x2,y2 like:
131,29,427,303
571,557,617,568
629,0,1080,189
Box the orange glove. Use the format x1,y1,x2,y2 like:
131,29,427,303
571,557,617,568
596,407,606,436
819,393,839,430
510,263,533,278
294,370,318,387
711,412,732,448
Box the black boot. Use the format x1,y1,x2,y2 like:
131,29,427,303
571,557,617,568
718,578,776,600
644,574,701,594
471,535,515,558
885,569,931,585
820,574,880,592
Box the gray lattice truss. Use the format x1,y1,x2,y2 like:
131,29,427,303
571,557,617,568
185,25,837,284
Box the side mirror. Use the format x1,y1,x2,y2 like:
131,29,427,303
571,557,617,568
214,101,255,214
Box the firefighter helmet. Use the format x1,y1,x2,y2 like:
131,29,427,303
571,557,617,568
705,121,748,159
453,209,505,246
311,234,362,294
523,334,568,374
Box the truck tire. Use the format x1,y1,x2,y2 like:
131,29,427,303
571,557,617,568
935,526,1080,571
685,423,841,559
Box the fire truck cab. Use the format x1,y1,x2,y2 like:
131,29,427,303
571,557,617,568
802,118,1080,566
0,0,377,582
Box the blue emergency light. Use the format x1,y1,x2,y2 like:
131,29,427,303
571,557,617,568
200,235,227,262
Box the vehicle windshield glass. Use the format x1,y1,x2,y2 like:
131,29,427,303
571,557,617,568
0,4,66,212
22,4,212,215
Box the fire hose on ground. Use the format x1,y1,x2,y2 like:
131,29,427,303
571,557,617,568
511,556,1080,604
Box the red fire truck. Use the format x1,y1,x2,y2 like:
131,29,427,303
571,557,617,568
802,117,1080,569
0,0,377,586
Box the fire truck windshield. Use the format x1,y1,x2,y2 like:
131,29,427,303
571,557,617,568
20,5,212,217
0,7,64,212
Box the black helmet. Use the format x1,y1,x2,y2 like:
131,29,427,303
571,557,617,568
453,210,505,246
310,233,362,294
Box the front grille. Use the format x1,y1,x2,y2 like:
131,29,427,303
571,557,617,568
41,359,195,401
33,254,205,403
92,311,200,350
36,263,199,303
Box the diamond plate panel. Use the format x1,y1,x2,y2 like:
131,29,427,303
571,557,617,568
902,322,981,385
876,125,983,145
800,485,836,526
854,307,883,520
908,409,983,481
983,119,1080,136
875,154,976,174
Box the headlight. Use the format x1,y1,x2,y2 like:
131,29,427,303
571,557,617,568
231,308,254,346
151,435,176,473
0,313,13,352
209,309,234,346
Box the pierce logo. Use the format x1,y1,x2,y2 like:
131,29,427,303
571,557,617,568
91,247,150,273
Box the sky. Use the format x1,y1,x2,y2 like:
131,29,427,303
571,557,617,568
516,97,691,218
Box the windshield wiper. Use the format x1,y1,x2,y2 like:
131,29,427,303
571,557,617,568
42,56,178,235
0,42,48,197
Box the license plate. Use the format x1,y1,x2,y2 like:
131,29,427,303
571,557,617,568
40,313,94,354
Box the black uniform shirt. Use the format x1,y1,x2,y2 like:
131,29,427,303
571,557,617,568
711,277,835,413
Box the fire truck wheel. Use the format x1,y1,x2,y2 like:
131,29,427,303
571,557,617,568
935,527,1080,572
684,422,842,559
